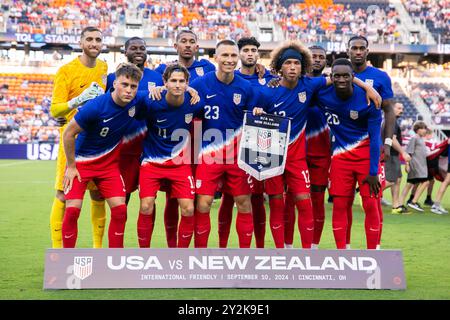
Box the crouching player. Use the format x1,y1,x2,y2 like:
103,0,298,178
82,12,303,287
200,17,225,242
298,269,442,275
134,64,203,248
61,63,143,248
316,58,382,249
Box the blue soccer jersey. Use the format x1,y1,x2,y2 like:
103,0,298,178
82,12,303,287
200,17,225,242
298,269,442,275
155,59,216,81
74,92,142,162
106,68,164,156
190,71,258,162
259,76,327,145
134,92,204,166
234,68,276,87
354,66,393,100
316,85,382,176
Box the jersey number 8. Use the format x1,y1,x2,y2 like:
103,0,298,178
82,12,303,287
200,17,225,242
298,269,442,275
100,127,109,137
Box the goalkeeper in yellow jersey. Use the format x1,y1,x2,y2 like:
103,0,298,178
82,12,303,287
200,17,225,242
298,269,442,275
49,26,108,248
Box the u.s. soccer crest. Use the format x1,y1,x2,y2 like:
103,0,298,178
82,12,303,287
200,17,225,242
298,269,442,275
128,106,136,117
238,112,291,181
147,82,156,91
73,256,93,280
257,129,272,150
258,78,267,85
185,113,193,124
350,110,359,120
233,93,242,105
195,67,204,76
298,91,306,103
365,79,374,87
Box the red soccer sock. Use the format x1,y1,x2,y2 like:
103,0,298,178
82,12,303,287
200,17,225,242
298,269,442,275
236,212,253,248
346,204,353,246
311,191,325,245
296,198,314,249
284,193,296,246
218,193,234,248
137,212,154,248
164,196,179,248
362,196,381,249
108,204,127,248
194,209,211,248
62,206,81,248
332,196,351,249
177,215,195,248
252,194,266,248
269,197,285,248
376,197,383,246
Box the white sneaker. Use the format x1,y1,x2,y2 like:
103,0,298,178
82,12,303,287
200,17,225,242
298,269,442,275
431,204,448,215
408,202,424,212
381,198,391,206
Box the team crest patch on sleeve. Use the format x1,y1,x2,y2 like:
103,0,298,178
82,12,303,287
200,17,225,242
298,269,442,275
147,82,156,91
195,67,204,76
73,256,93,280
365,79,374,87
233,93,242,105
185,113,193,124
258,78,267,85
128,106,136,117
298,91,306,103
350,110,359,120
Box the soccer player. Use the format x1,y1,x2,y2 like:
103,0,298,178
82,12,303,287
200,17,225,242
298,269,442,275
305,45,331,249
134,64,203,248
154,30,216,247
49,26,107,248
61,63,143,248
106,37,164,204
315,58,382,249
189,40,257,248
347,35,395,249
217,36,276,248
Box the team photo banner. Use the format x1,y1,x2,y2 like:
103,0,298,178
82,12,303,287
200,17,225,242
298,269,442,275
44,248,406,290
238,112,291,181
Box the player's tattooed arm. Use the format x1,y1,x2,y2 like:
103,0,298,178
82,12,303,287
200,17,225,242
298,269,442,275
351,77,382,109
62,119,83,194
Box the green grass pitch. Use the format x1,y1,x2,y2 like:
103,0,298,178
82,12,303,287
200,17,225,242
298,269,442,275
0,159,449,300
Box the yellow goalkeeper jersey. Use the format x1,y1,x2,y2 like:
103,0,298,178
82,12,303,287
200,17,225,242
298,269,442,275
50,56,108,122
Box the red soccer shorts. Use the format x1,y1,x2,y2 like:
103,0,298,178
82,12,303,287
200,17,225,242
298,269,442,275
329,157,379,197
195,162,251,197
64,165,126,200
265,158,310,195
119,154,140,194
307,155,331,187
139,163,195,199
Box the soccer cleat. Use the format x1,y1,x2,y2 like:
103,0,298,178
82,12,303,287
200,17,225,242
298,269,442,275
424,198,434,206
431,204,448,215
381,198,391,206
391,207,402,214
407,202,424,212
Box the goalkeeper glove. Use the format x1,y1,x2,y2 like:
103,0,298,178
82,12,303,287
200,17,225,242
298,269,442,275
68,82,104,109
